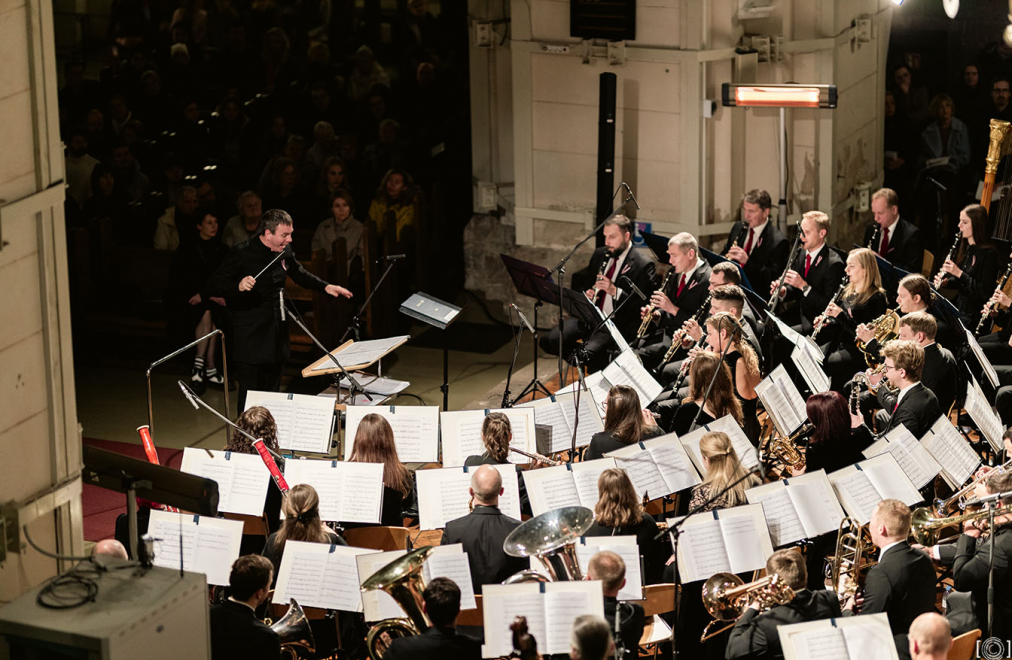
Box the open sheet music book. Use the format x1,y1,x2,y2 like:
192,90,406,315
555,371,611,418
305,335,410,374
966,376,1004,452
862,425,942,490
790,344,830,393
679,416,760,473
520,458,618,517
180,448,270,517
273,541,377,611
415,464,521,530
481,581,605,658
828,454,922,525
666,503,775,583
771,315,823,363
779,613,898,660
755,365,808,436
245,390,336,454
575,536,642,601
606,433,702,502
357,550,408,621
148,510,243,585
422,544,478,610
602,349,664,406
966,328,999,389
745,470,845,547
283,459,385,523
517,394,604,454
354,545,478,619
919,416,981,490
440,408,535,467
343,405,440,463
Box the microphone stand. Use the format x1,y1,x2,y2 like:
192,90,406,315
655,465,763,660
340,257,401,343
177,380,285,465
689,316,734,432
501,306,527,408
286,303,373,404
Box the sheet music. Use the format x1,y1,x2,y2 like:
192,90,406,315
481,584,546,658
862,427,940,490
424,545,477,611
570,457,620,507
555,391,605,450
343,405,439,463
556,370,612,417
746,482,806,547
829,468,882,525
966,377,1004,451
966,328,1000,389
576,536,642,601
357,550,409,622
920,417,981,490
790,627,849,660
282,459,385,523
791,345,830,393
860,454,922,507
273,541,376,611
755,365,806,435
719,506,774,574
543,582,604,654
309,335,409,372
780,613,898,660
521,464,582,516
517,398,573,454
785,471,845,538
840,615,900,660
642,433,703,494
679,416,759,474
415,464,521,529
147,511,243,585
440,408,535,468
669,516,731,583
244,390,336,454
771,316,824,363
605,318,632,354
607,443,669,502
603,350,664,406
180,448,271,517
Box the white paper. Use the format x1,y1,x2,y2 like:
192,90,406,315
357,550,409,622
785,471,845,538
148,511,243,586
245,390,336,454
603,350,664,406
679,416,759,474
576,536,642,601
779,613,898,660
415,464,521,530
642,433,703,494
746,482,806,547
543,582,604,653
920,416,981,490
670,515,732,582
517,398,573,455
755,365,807,436
343,405,439,463
273,541,377,611
309,335,410,372
966,377,1004,451
829,455,920,525
570,457,620,507
862,426,940,490
860,453,923,507
520,464,582,517
440,408,535,468
424,545,477,611
283,459,385,523
719,506,774,573
180,448,271,517
557,370,612,418
791,344,830,393
555,391,606,451
481,584,546,658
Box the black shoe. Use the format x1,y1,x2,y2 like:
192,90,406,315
190,368,207,395
205,371,224,389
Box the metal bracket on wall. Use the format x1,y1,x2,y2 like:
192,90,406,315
0,502,19,562
0,182,66,251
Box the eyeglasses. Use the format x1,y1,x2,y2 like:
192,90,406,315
883,363,897,371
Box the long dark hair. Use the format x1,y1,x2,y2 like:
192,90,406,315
604,385,645,444
806,391,850,446
956,203,993,264
349,414,413,496
226,406,279,455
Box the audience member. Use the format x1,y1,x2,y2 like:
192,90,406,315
222,191,263,247
154,185,200,251
892,64,930,128
312,189,364,271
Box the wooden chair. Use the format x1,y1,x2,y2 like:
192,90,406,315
639,584,677,657
947,628,981,660
922,249,935,278
456,594,483,627
343,526,410,551
221,512,270,538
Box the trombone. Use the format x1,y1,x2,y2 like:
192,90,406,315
700,572,795,641
910,503,1012,546
826,517,875,603
932,460,1012,516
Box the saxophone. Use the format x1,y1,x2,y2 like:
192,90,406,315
636,268,676,340
659,293,712,366
768,422,812,475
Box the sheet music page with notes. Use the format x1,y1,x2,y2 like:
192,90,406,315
244,390,335,453
860,453,922,507
679,416,759,474
570,457,619,507
543,582,605,654
423,545,477,611
787,626,849,660
745,481,806,547
642,433,702,494
885,426,942,488
840,614,900,660
785,471,845,538
440,409,535,467
282,459,385,523
779,614,897,660
718,505,774,573
603,350,664,406
520,464,581,517
966,378,1004,451
555,392,605,450
576,536,641,601
272,541,376,611
607,443,669,502
668,515,731,583
755,366,806,435
555,371,611,417
516,398,573,454
148,511,243,585
790,345,830,393
829,466,882,525
415,465,521,529
967,328,1000,389
862,431,937,490
180,448,271,517
481,584,546,659
343,405,439,463
357,550,409,622
920,417,980,490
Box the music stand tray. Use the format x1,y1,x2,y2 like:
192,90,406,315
699,246,753,292
399,292,462,409
501,254,559,402
301,335,410,377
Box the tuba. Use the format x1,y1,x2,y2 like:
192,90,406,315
361,546,435,660
502,506,595,582
700,572,795,641
856,307,900,367
268,599,316,660
826,517,875,603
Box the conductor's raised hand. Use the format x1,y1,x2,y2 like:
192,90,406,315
238,275,256,292
325,284,353,299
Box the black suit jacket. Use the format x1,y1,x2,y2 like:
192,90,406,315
726,589,842,660
954,522,1012,641
572,245,657,338
722,220,789,299
864,218,925,275
950,244,1000,323
879,382,941,439
663,260,713,331
382,626,482,660
876,343,956,418
209,600,281,660
604,596,646,660
782,246,846,334
441,505,527,593
858,542,938,635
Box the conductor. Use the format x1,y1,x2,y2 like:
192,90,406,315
206,209,352,409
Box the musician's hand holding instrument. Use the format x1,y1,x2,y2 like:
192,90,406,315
726,244,749,265
683,318,704,344
650,290,677,316
781,269,807,290
855,323,876,345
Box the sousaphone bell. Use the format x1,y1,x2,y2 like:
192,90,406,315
361,546,435,659
502,506,595,582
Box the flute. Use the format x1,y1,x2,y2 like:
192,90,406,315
509,446,563,466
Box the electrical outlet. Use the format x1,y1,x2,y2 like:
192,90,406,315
474,22,492,48
855,182,872,212
478,182,497,211
855,17,872,43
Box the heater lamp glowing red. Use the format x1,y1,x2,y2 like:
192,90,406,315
721,83,837,109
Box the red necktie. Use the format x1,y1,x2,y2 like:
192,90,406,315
879,227,890,256
595,257,619,310
892,401,899,414
676,273,687,298
743,228,755,254
804,253,812,278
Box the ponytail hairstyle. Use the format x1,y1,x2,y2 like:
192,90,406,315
271,483,329,564
699,431,757,506
705,312,759,381
683,351,743,425
350,414,413,497
603,385,645,444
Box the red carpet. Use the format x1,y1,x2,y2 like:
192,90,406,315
82,438,184,542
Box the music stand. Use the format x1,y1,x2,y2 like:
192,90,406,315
399,292,462,410
872,253,909,303
501,254,559,402
639,230,670,263
82,445,219,560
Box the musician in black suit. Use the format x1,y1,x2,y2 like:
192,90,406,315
864,188,925,275
382,577,482,660
723,188,789,298
726,549,842,660
204,209,353,410
771,210,846,334
441,465,527,593
540,214,657,371
843,500,937,639
873,340,941,439
209,555,280,660
587,550,645,660
636,232,712,372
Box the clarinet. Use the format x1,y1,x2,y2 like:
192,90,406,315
977,261,1012,335
637,268,676,340
593,249,613,306
659,293,712,367
768,219,805,309
866,223,881,250
724,222,747,257
811,277,850,342
933,230,963,289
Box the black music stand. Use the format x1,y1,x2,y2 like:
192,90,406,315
82,445,219,561
399,292,462,410
639,230,670,263
501,254,559,402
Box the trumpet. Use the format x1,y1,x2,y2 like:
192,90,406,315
910,503,1012,546
637,269,676,340
700,572,795,641
509,446,563,466
811,277,849,342
931,459,1012,516
977,261,1012,335
933,230,963,289
659,293,712,367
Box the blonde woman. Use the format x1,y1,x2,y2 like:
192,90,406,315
704,312,762,443
688,431,761,512
262,483,346,580
821,247,888,390
584,468,666,583
348,414,415,527
671,351,743,437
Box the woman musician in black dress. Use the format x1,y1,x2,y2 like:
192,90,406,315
935,203,999,326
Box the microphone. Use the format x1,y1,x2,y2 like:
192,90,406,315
384,254,406,261
510,303,535,333
620,182,640,210
178,380,200,409
620,275,647,301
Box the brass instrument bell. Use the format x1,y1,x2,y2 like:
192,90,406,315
270,598,316,660
503,506,595,581
361,546,436,659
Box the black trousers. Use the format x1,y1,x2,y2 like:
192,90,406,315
234,361,284,411
539,318,616,372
